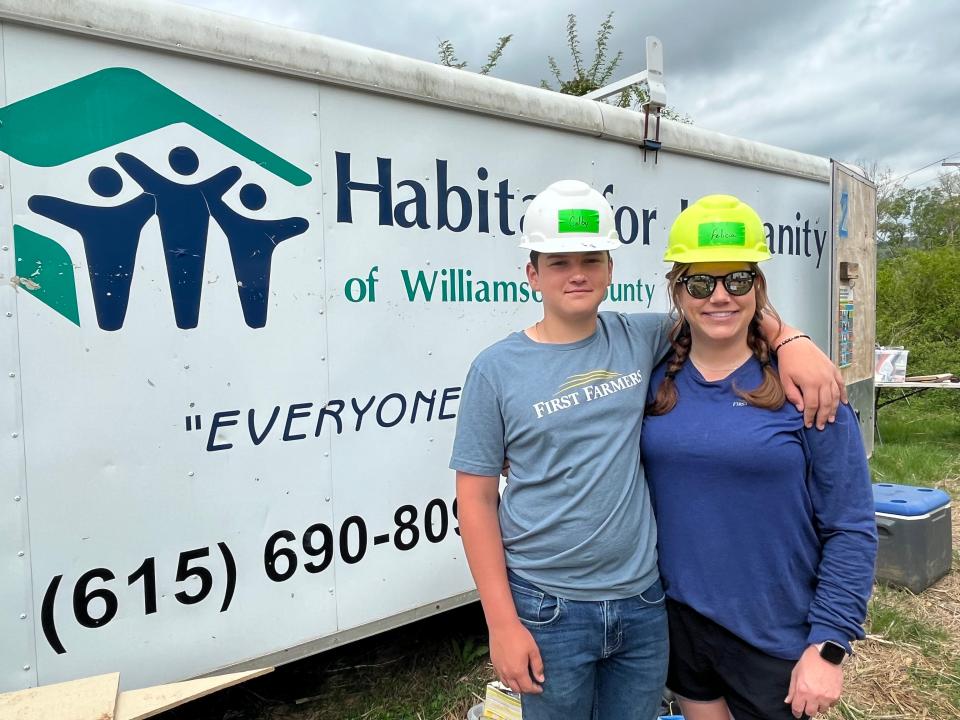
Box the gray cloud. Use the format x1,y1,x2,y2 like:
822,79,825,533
175,0,960,187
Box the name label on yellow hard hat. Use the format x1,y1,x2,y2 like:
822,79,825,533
558,209,600,234
698,222,745,247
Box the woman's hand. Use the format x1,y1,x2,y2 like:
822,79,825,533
785,645,843,717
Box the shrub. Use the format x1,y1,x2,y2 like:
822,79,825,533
876,246,960,408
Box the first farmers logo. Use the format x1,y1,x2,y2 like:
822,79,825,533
0,67,312,330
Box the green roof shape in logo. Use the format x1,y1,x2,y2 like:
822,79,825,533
0,67,311,186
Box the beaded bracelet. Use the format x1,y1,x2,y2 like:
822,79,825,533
774,333,811,353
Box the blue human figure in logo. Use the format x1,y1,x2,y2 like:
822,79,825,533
27,166,155,331
207,183,309,328
115,146,240,329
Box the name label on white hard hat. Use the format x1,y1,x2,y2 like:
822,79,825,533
558,209,600,234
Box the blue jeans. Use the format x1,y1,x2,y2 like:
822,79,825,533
508,571,668,720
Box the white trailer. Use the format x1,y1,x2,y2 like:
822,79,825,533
0,0,876,692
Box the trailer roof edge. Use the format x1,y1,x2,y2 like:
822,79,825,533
0,0,830,182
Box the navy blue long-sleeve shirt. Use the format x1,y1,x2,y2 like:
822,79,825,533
641,357,877,660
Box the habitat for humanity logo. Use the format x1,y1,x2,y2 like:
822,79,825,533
0,67,312,330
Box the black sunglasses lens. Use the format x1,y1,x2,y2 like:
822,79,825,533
684,275,715,299
681,271,755,298
723,271,755,296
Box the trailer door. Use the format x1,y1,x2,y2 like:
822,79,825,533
830,160,877,454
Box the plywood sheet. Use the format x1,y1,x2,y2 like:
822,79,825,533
832,162,877,383
114,668,272,720
0,672,119,720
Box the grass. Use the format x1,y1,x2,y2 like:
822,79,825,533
867,587,949,657
871,400,960,489
162,402,960,720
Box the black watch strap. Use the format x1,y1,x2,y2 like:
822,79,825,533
818,640,846,665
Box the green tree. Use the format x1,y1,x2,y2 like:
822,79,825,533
541,12,620,96
437,35,513,75
436,12,691,122
877,183,916,256
875,172,960,402
437,39,467,70
541,12,691,123
875,170,960,257
910,173,960,249
876,246,960,380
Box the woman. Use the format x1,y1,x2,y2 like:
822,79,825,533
641,195,878,720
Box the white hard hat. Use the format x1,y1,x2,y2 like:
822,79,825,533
519,180,620,253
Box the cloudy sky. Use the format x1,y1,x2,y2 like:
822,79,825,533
175,0,959,190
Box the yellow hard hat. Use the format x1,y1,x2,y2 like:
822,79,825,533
664,194,771,263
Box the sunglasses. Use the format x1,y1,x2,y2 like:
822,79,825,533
676,270,757,299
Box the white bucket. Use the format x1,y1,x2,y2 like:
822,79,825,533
467,703,484,720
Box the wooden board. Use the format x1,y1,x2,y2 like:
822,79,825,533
832,163,877,384
114,668,272,720
0,672,119,720
876,381,960,389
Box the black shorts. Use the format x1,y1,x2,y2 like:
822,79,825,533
666,599,807,720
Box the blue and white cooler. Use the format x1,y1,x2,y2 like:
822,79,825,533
873,483,952,593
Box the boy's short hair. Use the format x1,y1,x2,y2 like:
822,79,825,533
529,249,611,270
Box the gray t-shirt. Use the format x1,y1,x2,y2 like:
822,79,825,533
450,311,672,600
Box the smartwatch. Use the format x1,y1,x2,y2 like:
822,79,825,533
818,640,847,665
